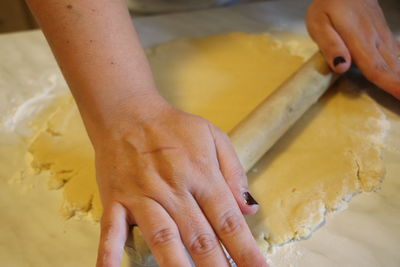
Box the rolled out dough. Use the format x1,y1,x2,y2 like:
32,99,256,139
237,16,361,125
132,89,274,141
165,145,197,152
28,32,388,246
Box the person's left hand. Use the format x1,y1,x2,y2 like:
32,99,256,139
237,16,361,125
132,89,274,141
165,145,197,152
307,0,400,99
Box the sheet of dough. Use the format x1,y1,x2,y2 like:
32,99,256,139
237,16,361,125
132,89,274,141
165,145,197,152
28,32,388,247
247,84,388,245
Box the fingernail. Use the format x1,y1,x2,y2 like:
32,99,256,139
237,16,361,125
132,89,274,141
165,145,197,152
243,191,258,206
333,56,346,67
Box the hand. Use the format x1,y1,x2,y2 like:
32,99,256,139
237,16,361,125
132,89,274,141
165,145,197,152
307,0,400,99
93,101,267,267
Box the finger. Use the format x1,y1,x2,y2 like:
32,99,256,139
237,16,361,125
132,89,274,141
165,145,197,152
306,12,351,73
210,124,259,215
372,9,400,75
195,179,268,267
129,197,192,267
373,3,397,49
161,192,230,267
376,41,400,76
348,36,400,98
97,202,129,267
326,9,400,98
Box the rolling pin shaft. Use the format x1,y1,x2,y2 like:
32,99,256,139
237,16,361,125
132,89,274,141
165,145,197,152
230,51,338,172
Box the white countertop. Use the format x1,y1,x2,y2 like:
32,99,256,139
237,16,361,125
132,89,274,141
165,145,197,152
0,0,399,266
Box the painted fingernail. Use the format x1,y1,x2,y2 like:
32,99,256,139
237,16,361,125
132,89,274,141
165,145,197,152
243,191,258,206
333,56,346,67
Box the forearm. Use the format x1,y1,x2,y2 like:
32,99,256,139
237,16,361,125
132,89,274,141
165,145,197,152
26,0,166,136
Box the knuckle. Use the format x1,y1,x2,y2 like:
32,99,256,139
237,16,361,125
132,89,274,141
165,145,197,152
190,157,219,178
228,164,246,180
192,154,211,169
163,175,188,193
379,30,394,45
188,233,218,256
375,40,385,51
97,240,116,267
375,64,391,77
379,62,393,73
100,220,115,236
217,128,229,139
97,251,113,267
218,209,243,236
150,228,178,247
162,189,191,206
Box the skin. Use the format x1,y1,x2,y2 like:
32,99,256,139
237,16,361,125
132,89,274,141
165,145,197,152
26,0,264,266
307,0,400,99
25,0,398,266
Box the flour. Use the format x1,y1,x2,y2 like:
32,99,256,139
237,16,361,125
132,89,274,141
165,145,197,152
1,72,67,137
26,33,389,266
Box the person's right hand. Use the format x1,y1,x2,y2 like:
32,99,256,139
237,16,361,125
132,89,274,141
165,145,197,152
306,0,400,99
92,98,267,267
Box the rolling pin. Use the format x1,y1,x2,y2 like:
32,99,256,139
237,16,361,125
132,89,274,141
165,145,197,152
126,51,339,266
230,51,339,171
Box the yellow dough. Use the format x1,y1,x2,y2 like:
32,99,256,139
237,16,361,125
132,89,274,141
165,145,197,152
28,32,388,246
29,99,102,220
247,85,388,245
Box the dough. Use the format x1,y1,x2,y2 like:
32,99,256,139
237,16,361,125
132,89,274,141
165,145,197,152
28,32,388,246
29,98,102,219
247,84,388,245
148,32,306,132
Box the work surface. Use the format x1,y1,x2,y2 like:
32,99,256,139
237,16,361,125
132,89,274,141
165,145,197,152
0,0,400,266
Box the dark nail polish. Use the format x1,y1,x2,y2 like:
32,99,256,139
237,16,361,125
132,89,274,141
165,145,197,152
243,192,258,206
333,56,346,67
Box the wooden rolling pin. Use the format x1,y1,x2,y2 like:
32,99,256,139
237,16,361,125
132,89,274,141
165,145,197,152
126,51,339,266
230,51,338,171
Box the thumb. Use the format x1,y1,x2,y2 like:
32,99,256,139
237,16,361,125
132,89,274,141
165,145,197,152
97,202,129,267
209,124,259,215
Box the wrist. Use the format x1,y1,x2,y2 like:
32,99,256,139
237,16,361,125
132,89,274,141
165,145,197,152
81,90,173,143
